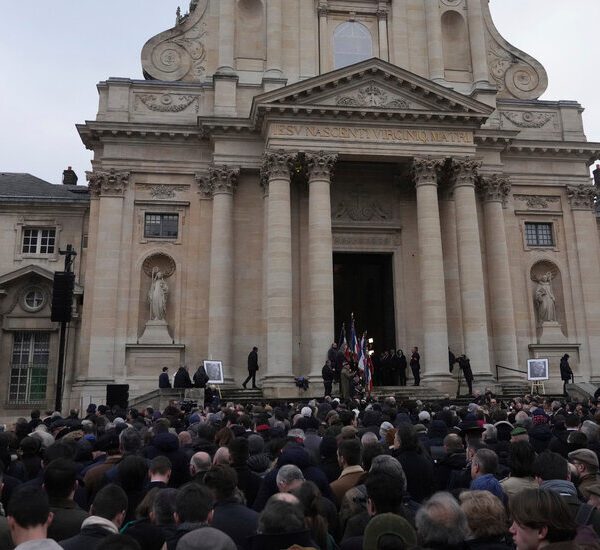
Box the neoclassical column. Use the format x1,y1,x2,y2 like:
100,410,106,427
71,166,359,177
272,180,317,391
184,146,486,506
452,159,492,381
377,7,389,62
413,158,451,385
318,3,329,73
305,151,338,381
424,0,444,82
262,150,296,392
466,0,490,85
217,0,235,73
477,174,519,380
197,165,239,376
265,0,283,77
567,184,600,382
85,169,130,380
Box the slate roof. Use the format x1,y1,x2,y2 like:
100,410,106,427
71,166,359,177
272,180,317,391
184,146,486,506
0,173,90,203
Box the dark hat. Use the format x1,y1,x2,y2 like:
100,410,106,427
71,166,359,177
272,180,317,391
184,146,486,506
86,404,97,414
569,449,599,469
458,419,485,433
363,513,417,550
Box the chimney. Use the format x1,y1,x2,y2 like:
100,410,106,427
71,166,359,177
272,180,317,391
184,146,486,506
62,166,78,186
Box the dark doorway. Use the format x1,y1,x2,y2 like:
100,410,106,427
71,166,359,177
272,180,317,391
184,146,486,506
333,253,396,356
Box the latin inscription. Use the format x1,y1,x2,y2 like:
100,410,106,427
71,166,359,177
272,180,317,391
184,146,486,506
270,124,473,145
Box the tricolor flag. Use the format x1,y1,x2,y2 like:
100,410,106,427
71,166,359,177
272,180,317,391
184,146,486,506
365,353,374,394
357,332,366,371
338,323,348,356
349,314,358,361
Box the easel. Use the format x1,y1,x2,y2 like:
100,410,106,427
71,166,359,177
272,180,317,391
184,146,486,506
531,380,546,395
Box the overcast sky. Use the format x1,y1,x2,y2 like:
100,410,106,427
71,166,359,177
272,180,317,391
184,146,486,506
1,0,598,184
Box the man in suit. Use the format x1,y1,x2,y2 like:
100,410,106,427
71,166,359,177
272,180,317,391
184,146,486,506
243,346,259,389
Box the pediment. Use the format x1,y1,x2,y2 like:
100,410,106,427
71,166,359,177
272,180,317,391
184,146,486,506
0,265,83,295
251,58,494,124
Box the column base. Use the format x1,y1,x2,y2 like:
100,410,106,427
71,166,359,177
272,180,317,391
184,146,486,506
420,373,455,394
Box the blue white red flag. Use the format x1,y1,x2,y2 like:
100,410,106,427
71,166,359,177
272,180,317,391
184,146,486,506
338,323,348,356
365,353,374,393
357,332,366,371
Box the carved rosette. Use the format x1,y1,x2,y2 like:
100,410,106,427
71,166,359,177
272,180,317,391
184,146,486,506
306,151,338,181
260,150,297,192
567,184,597,211
412,157,444,187
451,159,482,189
86,169,130,197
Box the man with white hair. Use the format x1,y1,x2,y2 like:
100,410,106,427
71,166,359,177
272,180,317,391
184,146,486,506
415,492,468,550
276,465,305,493
190,451,211,484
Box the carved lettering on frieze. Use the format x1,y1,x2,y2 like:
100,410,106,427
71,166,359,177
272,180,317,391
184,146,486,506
135,93,200,113
336,84,410,109
514,194,560,209
501,111,555,129
333,233,400,247
566,184,597,211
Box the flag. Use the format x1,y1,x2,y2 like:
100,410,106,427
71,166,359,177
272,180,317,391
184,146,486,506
338,323,348,356
357,332,366,371
349,314,358,361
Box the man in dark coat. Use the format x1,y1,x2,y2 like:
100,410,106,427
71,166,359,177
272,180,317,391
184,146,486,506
242,346,259,389
173,366,192,389
322,360,334,397
560,354,573,396
192,364,209,388
458,354,474,395
410,347,420,386
158,367,171,389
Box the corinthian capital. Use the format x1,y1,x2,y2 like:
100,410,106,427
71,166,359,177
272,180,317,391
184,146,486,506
209,165,240,195
451,158,482,188
86,168,130,197
567,184,597,211
306,151,338,180
476,174,511,205
412,157,444,187
261,149,297,183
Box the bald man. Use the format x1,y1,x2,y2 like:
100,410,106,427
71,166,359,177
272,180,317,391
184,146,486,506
190,452,211,484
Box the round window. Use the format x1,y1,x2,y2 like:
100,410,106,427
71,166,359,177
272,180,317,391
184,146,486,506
23,288,45,312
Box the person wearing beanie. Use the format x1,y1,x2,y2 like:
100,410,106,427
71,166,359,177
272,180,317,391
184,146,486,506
363,513,417,550
569,448,600,500
177,527,236,550
294,407,319,432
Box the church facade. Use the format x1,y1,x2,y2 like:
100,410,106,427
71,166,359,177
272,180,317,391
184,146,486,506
60,0,600,404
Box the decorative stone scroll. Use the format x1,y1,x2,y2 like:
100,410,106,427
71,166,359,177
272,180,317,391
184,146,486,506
141,0,208,81
305,151,338,180
476,174,511,205
451,159,482,188
567,184,597,211
333,195,391,222
86,169,130,197
412,157,444,187
482,3,548,100
501,111,555,129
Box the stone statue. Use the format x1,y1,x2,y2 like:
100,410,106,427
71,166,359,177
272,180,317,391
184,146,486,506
534,271,556,323
149,268,168,321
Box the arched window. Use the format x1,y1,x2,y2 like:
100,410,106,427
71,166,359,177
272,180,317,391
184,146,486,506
333,22,373,69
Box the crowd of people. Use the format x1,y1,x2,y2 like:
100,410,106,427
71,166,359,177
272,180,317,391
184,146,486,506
1,389,600,549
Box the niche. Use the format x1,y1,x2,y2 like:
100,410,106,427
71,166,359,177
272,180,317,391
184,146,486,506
442,10,472,79
530,260,566,340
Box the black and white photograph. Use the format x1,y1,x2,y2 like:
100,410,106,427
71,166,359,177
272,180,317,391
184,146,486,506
527,358,549,381
204,360,224,384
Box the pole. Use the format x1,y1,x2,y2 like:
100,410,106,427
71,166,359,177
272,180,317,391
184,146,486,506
54,244,77,413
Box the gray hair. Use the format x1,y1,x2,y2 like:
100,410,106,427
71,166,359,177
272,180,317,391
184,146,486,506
482,424,497,442
276,464,305,487
581,420,600,443
190,452,211,473
119,427,141,453
361,432,379,447
416,492,468,547
515,411,533,431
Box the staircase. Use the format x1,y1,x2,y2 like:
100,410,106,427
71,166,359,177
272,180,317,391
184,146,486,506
220,387,264,404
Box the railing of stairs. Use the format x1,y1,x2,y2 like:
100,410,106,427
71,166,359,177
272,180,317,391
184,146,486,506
495,364,528,381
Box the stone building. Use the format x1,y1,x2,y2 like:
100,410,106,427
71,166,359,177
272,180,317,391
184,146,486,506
0,173,88,417
68,0,600,402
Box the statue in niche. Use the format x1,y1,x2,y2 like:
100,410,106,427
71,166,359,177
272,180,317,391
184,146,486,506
534,271,557,323
149,267,168,321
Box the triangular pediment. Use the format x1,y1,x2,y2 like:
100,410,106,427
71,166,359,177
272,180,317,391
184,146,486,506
0,265,83,295
251,58,494,125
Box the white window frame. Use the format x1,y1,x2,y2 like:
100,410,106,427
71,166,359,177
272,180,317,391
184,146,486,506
9,331,50,405
14,219,62,262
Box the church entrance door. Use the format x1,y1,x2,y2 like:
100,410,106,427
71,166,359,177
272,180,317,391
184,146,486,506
333,252,396,359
